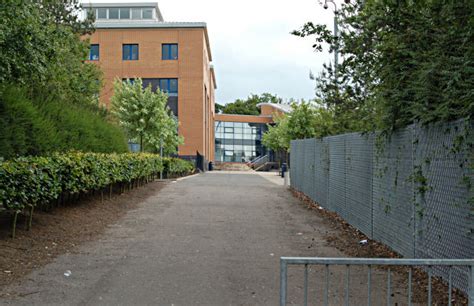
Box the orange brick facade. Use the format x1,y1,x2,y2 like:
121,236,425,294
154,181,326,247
85,26,216,162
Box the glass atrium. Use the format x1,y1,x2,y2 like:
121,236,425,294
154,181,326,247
214,121,267,162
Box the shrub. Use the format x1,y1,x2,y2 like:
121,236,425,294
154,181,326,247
163,158,195,177
0,153,195,237
0,86,128,159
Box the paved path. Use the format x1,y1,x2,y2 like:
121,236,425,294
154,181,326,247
0,172,403,305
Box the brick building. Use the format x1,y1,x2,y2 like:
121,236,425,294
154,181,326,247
82,2,289,167
83,1,216,165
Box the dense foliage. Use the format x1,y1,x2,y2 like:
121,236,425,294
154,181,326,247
0,0,99,107
0,152,193,216
262,102,337,152
162,158,195,178
292,0,473,134
0,87,128,159
218,93,282,115
111,79,183,154
0,1,127,158
0,153,161,212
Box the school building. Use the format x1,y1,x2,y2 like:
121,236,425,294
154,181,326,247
82,2,288,168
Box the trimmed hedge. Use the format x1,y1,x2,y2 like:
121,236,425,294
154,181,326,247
162,157,195,178
0,153,194,237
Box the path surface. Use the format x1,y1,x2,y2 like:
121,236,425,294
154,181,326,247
0,171,404,305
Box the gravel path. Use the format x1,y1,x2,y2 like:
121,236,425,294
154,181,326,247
0,172,406,305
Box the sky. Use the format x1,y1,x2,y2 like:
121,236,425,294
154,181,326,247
81,0,338,104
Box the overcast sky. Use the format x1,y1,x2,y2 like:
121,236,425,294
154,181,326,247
81,0,338,104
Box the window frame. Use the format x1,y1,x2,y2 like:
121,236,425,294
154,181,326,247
142,8,153,19
89,44,99,61
97,8,107,19
122,44,139,61
119,8,130,19
158,78,178,96
108,8,119,19
162,44,178,60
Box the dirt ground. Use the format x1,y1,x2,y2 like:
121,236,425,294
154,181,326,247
291,189,468,305
0,181,166,289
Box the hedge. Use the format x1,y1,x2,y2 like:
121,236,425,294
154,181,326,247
0,152,194,237
0,86,128,159
162,157,195,178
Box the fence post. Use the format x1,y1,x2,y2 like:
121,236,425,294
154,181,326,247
280,258,287,306
469,264,473,306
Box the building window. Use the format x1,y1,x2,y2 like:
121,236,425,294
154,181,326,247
119,8,130,19
142,8,153,19
89,44,99,61
159,79,178,96
131,8,141,19
108,8,119,19
123,44,139,60
214,121,266,162
97,8,107,19
162,44,178,60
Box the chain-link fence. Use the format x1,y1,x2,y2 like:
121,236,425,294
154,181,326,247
290,119,473,293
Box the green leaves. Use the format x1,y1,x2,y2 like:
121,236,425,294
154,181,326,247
0,1,102,108
294,0,473,134
262,101,338,152
162,158,195,176
219,93,282,115
111,78,183,154
0,152,165,212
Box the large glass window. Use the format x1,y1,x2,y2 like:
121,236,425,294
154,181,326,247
162,44,178,60
131,8,141,19
142,8,153,19
214,121,267,162
123,44,139,60
89,44,99,61
97,8,107,19
108,8,119,19
119,8,130,19
91,7,156,20
159,79,178,96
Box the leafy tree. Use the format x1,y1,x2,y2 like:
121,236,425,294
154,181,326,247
262,101,336,152
293,0,473,133
0,0,101,108
221,93,282,115
215,103,225,114
0,1,128,159
111,79,183,154
262,115,290,152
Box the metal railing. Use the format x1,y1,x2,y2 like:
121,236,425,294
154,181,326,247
280,257,474,306
250,154,269,169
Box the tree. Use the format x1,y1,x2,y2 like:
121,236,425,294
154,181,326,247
0,1,128,159
215,103,225,114
293,0,473,133
262,101,336,152
0,0,101,108
111,79,183,154
262,115,290,152
220,93,283,115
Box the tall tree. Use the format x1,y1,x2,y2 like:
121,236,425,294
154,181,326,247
0,0,101,108
111,79,183,154
293,0,473,133
262,101,336,152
